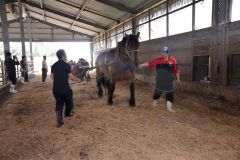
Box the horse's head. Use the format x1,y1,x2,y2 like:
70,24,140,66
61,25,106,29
122,32,140,52
121,32,140,66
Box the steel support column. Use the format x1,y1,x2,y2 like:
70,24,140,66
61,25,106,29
132,16,136,35
18,0,26,56
28,18,33,61
90,43,93,67
0,0,10,58
211,0,232,85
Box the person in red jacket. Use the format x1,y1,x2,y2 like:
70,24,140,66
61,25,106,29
139,47,180,112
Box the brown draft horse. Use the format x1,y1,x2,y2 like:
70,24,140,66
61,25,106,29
95,32,140,106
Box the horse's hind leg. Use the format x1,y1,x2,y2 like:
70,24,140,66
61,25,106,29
129,81,136,107
107,80,115,105
97,78,103,98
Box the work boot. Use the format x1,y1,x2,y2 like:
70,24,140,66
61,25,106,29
152,100,158,107
9,85,17,93
21,78,25,84
71,107,75,114
56,111,64,128
65,112,74,117
65,108,74,117
167,101,175,112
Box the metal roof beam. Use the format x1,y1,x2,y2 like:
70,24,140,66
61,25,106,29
56,0,119,23
70,0,87,30
21,0,107,30
38,0,46,22
26,9,99,34
30,17,93,38
95,0,135,14
0,19,19,27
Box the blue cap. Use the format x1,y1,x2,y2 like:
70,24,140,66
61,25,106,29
161,46,171,54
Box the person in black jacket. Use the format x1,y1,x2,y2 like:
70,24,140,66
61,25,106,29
4,51,19,93
51,49,81,127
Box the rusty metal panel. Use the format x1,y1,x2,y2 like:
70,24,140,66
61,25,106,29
193,38,211,56
228,34,240,54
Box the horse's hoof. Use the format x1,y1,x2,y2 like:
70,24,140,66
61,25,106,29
98,92,103,98
107,102,113,105
129,100,136,107
108,99,113,105
129,104,136,107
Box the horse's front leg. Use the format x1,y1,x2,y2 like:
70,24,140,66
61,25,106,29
129,81,135,107
107,80,115,105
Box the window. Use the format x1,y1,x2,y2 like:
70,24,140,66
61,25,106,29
0,42,4,60
124,21,132,35
124,30,132,35
106,31,111,49
169,5,192,35
107,38,111,49
229,54,240,86
168,0,193,12
151,17,167,39
193,55,210,81
150,4,167,39
136,13,149,41
96,43,100,51
195,0,212,30
136,24,149,42
110,29,116,48
116,25,124,42
116,33,123,42
99,34,105,50
110,37,117,48
231,0,240,22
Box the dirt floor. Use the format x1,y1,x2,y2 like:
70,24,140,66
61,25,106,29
0,77,240,160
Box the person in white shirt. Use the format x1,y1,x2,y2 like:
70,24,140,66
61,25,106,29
42,56,48,82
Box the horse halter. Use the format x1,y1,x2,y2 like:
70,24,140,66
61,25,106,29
128,50,140,53
124,36,140,54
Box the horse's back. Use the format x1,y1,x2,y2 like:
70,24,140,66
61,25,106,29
95,49,115,66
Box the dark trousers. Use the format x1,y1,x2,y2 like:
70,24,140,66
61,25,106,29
153,90,174,103
8,73,17,85
21,71,28,82
24,72,28,82
42,68,47,82
53,89,73,119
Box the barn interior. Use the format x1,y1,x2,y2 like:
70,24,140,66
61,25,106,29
0,0,240,160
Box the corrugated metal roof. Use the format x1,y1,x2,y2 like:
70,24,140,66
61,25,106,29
1,0,160,40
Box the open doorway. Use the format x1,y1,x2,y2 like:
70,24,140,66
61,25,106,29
6,42,91,74
229,54,240,86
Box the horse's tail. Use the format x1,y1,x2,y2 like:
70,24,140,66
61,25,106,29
97,72,107,93
96,67,108,95
101,75,107,91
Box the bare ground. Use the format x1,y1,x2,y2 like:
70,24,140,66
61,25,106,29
0,77,240,160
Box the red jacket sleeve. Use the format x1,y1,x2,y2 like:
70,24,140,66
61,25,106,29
148,58,159,69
